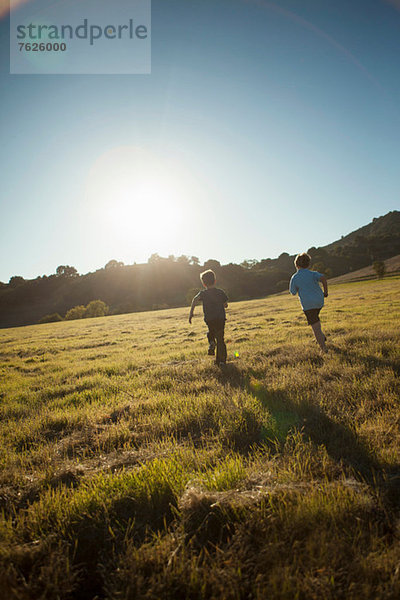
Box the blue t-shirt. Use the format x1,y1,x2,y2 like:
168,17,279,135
289,269,324,311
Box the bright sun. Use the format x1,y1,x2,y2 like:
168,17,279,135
85,146,187,257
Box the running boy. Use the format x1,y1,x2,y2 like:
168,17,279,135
189,269,228,366
289,253,328,352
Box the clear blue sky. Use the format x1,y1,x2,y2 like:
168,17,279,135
1,0,399,282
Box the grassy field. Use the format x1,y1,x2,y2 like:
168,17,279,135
1,277,399,600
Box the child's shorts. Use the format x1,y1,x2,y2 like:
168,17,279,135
303,308,321,325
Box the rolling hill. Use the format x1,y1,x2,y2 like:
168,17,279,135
1,210,399,328
324,210,400,250
330,254,400,283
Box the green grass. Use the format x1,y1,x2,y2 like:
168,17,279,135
0,277,399,599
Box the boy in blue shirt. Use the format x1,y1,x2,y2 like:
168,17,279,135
289,252,328,352
189,269,228,366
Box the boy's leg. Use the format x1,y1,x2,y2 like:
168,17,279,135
311,320,327,352
215,321,227,365
304,308,326,352
304,309,326,352
207,322,216,355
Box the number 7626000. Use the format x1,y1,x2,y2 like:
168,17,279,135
18,42,67,51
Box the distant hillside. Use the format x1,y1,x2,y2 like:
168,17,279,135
1,210,399,328
324,210,400,251
330,254,400,284
301,210,400,280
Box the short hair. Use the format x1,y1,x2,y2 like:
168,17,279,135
200,269,216,286
295,253,311,269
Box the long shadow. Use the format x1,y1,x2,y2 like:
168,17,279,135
216,362,400,509
330,344,400,376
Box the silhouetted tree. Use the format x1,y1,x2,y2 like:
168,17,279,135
373,260,386,279
85,300,109,318
256,258,273,270
203,259,221,270
56,265,78,278
275,252,293,272
65,305,86,320
148,253,161,264
190,256,200,265
105,260,124,269
39,313,63,324
177,255,190,265
8,276,25,287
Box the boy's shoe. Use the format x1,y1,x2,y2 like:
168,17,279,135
208,343,216,355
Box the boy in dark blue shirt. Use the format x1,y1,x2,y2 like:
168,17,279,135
189,269,228,366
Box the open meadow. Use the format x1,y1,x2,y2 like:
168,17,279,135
1,277,400,600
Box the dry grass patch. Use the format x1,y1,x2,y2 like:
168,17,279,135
0,277,399,598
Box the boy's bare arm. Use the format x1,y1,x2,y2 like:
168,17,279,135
320,276,328,297
188,299,199,323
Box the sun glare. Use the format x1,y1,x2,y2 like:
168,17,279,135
85,146,188,259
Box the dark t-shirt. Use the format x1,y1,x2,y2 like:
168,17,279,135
194,287,228,322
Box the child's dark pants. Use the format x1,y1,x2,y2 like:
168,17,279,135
207,319,227,364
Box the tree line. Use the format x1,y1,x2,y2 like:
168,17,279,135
1,211,399,328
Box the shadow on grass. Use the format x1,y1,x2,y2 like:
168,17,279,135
216,362,400,508
330,344,400,376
